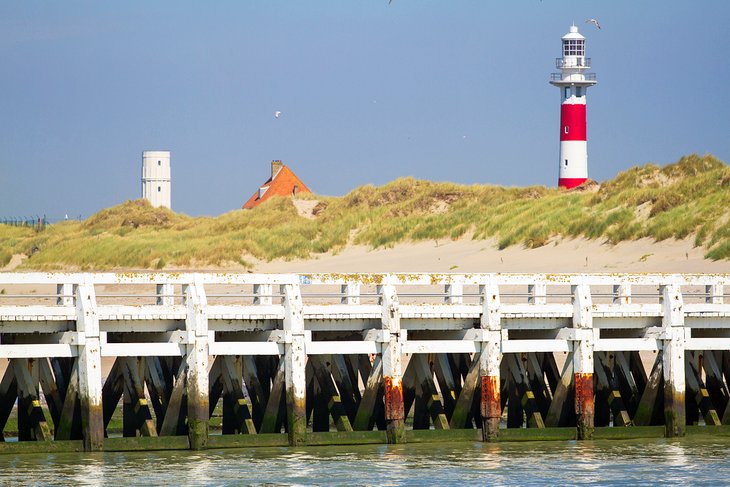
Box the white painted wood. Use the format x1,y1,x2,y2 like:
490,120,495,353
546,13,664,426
0,344,77,358
254,283,273,305
593,338,660,352
306,341,379,355
101,343,186,357
501,339,571,354
341,283,361,305
208,341,284,356
402,340,480,354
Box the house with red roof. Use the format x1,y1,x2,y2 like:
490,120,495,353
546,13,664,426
242,160,312,209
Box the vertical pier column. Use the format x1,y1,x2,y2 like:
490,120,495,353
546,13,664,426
254,283,273,305
341,283,361,305
572,283,595,440
156,283,175,306
445,282,464,304
184,277,210,450
380,284,406,444
662,282,686,437
282,283,307,446
75,279,104,451
480,280,502,441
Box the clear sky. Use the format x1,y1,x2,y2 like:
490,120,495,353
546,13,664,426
1,1,729,219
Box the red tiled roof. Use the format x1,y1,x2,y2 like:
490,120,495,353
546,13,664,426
242,165,312,209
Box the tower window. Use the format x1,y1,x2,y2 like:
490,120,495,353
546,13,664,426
563,39,585,56
158,186,161,192
564,87,571,98
565,160,569,167
158,161,161,166
564,126,569,134
575,87,583,97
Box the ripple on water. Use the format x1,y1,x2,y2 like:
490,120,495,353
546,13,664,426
1,437,729,486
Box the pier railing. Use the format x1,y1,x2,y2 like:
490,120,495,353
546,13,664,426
0,272,729,453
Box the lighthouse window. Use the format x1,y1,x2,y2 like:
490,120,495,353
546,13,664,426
158,161,161,166
158,186,161,192
563,39,585,56
565,160,569,167
564,126,569,134
575,87,583,97
564,87,571,98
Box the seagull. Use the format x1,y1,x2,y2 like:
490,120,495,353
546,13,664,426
274,111,281,119
585,18,601,29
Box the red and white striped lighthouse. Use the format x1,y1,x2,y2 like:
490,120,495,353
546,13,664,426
550,25,597,189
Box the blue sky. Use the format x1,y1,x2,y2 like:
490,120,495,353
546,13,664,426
1,1,729,219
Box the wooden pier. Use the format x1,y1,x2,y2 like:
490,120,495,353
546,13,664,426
1,272,730,454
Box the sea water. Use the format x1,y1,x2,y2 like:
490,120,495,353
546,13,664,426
1,437,728,486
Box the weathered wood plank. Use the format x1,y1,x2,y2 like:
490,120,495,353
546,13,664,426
13,359,51,441
449,352,481,429
545,352,574,427
310,355,353,432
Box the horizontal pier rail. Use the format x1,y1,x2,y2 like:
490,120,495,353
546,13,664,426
1,272,729,452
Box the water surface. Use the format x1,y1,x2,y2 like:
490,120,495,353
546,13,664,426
1,437,727,486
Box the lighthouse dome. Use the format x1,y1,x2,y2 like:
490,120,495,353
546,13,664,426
562,25,585,40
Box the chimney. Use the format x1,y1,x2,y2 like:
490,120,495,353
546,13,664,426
271,160,283,180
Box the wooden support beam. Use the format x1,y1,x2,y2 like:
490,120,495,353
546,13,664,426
282,283,307,446
184,279,210,449
75,282,104,451
595,352,631,427
380,284,405,443
121,357,157,437
330,354,361,423
55,359,82,440
525,353,551,418
702,351,729,416
545,352,575,427
411,354,449,429
633,354,663,426
542,353,561,399
13,359,51,441
433,353,458,419
145,357,171,432
505,353,545,429
480,282,502,441
686,351,721,426
259,356,286,433
242,356,268,430
661,283,686,437
0,362,19,441
353,355,384,431
160,358,188,436
572,284,594,440
219,355,256,434
614,351,641,417
449,351,482,429
38,358,64,427
310,355,353,432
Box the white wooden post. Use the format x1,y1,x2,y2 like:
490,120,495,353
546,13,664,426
156,283,174,306
706,283,723,304
480,279,502,441
254,283,273,305
662,281,686,437
613,281,632,304
57,283,74,306
379,283,405,444
184,277,209,449
282,283,306,445
572,283,594,440
445,283,463,304
341,283,361,305
528,283,547,305
75,278,104,451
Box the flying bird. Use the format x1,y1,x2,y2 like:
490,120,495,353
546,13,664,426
585,18,601,29
274,111,282,119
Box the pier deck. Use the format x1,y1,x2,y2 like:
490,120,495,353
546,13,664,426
1,272,729,454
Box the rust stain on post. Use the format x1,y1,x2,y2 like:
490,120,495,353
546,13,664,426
480,375,500,441
384,376,405,443
574,373,594,440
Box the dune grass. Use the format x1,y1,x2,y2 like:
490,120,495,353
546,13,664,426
1,153,729,271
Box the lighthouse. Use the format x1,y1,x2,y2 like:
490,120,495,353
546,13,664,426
550,25,597,189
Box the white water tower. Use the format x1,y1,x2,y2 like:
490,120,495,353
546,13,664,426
141,150,171,209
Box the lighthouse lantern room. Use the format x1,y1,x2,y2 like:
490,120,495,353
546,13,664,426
550,25,597,189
